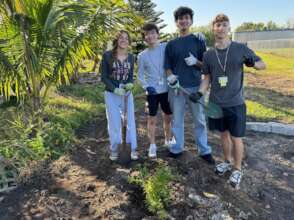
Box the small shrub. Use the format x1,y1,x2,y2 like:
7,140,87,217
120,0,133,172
129,165,174,219
42,123,74,159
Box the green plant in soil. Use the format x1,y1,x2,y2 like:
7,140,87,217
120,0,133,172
129,164,175,219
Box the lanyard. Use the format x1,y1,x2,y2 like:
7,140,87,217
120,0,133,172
214,42,231,74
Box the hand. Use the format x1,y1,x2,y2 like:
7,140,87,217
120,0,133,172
146,86,157,95
184,52,198,66
194,32,206,42
167,74,178,84
114,88,125,96
243,55,255,67
125,83,134,91
189,91,203,103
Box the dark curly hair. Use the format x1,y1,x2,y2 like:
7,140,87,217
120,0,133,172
174,6,194,21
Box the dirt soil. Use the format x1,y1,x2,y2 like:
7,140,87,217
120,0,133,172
0,103,293,220
245,72,294,96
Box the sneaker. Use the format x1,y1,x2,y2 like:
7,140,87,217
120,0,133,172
131,151,139,160
200,154,215,165
148,144,157,158
109,151,118,161
229,169,243,189
164,137,176,147
168,151,183,158
215,161,232,175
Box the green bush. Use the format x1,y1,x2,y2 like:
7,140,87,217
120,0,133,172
129,165,174,220
0,84,104,170
42,123,74,159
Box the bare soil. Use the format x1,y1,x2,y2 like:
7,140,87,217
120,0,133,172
0,106,293,220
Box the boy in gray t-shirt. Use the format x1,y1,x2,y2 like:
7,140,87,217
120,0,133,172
138,23,173,158
189,14,266,189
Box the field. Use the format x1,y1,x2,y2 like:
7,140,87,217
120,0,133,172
0,49,293,220
245,48,294,123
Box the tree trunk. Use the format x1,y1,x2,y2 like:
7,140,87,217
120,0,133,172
91,55,100,72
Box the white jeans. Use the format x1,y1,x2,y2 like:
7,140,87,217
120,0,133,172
104,91,137,152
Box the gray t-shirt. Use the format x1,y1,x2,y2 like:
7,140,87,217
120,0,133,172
164,34,206,88
138,43,168,94
203,41,261,107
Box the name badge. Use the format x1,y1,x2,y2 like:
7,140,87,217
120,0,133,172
218,76,228,87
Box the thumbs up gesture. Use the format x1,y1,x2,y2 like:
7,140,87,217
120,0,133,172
184,52,198,66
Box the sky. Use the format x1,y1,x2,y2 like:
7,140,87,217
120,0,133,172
153,0,294,33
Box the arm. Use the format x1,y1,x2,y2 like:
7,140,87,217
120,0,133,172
189,53,211,103
254,60,266,70
164,43,178,85
243,45,266,70
137,54,148,89
100,52,116,92
164,43,174,76
198,74,211,94
125,54,134,84
195,60,203,69
196,35,207,69
166,69,173,76
184,36,206,68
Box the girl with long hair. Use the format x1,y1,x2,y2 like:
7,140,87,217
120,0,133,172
100,30,138,161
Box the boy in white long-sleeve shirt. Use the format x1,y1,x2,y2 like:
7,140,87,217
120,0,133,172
138,23,174,158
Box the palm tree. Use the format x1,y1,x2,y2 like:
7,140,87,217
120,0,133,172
0,0,141,110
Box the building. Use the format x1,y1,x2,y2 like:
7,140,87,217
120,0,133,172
232,29,294,49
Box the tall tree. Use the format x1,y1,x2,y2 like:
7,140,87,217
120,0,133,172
0,0,140,109
235,21,282,32
190,24,214,47
266,21,280,30
128,0,167,54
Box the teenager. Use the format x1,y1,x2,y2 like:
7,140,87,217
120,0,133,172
189,14,266,188
100,30,138,161
138,23,174,158
164,6,214,164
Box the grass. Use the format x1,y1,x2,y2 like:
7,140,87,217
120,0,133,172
243,48,294,124
0,84,106,166
245,49,294,77
46,84,105,129
246,100,294,123
258,48,294,59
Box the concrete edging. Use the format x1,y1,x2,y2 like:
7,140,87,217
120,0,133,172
246,122,294,136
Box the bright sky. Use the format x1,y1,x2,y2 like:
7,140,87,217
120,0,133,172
153,0,294,33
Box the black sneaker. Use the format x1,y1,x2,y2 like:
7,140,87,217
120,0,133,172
168,151,183,158
200,154,215,165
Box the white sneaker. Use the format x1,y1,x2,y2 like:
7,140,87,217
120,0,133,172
131,151,139,160
164,137,176,147
109,151,118,161
229,169,243,189
215,161,232,175
148,144,157,158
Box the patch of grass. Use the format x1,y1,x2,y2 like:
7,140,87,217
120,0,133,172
0,84,105,167
246,100,294,123
247,49,294,77
58,84,105,104
258,48,294,59
243,48,294,123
